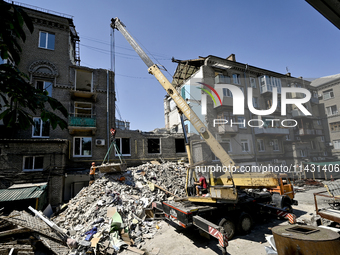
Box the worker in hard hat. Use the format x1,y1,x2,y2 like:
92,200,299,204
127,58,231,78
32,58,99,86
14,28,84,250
89,162,96,186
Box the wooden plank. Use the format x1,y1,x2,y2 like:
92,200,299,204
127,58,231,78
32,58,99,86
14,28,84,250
153,183,179,198
0,244,33,251
0,227,31,237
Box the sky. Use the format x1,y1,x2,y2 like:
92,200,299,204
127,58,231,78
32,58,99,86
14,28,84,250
14,0,340,131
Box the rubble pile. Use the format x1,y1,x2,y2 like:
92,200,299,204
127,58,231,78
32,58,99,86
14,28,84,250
51,161,188,254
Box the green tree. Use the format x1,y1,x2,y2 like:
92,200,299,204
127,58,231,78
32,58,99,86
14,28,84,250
0,0,68,130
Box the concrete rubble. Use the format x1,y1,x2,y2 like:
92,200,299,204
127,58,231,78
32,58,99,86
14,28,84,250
0,161,188,255
47,161,187,255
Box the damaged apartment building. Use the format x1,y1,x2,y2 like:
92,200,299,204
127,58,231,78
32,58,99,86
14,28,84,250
0,3,115,211
0,3,189,211
165,54,333,173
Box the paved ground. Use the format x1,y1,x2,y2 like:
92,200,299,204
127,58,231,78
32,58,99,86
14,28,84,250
121,185,331,255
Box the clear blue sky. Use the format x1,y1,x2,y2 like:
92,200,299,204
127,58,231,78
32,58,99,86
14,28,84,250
16,0,340,131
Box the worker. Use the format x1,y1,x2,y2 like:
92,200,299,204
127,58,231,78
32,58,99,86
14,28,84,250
194,172,207,196
89,162,96,186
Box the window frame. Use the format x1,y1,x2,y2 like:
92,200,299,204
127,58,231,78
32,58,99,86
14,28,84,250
223,88,233,97
334,140,340,150
323,89,334,100
237,116,246,129
250,77,257,88
232,73,240,85
241,139,250,152
115,138,131,156
273,139,279,151
38,31,55,50
73,137,92,157
326,105,338,116
36,80,53,97
32,117,50,138
23,156,44,172
257,139,265,152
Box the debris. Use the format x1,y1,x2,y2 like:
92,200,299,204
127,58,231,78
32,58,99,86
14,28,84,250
0,227,31,237
1,161,188,254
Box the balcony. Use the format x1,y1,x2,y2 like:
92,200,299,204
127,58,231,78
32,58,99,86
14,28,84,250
70,90,97,101
218,125,238,135
310,97,319,104
295,128,315,136
254,127,289,136
291,109,312,118
290,92,305,99
315,129,323,135
260,84,281,95
68,114,97,135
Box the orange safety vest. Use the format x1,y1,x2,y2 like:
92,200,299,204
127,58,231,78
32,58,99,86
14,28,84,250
90,166,96,175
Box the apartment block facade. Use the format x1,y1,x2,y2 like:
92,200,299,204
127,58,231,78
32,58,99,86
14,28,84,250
0,4,115,206
311,74,340,159
166,54,331,172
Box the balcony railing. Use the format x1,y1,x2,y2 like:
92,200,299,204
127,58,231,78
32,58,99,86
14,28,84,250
254,127,289,135
291,109,310,118
68,114,96,127
218,125,238,134
315,129,323,135
260,85,281,94
295,128,315,136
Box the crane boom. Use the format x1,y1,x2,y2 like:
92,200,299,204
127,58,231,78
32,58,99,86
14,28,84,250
111,17,235,187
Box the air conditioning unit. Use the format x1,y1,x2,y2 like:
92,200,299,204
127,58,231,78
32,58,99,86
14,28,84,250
96,139,105,146
272,159,279,163
329,143,333,146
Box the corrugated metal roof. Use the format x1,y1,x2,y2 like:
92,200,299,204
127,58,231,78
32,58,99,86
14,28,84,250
0,184,47,202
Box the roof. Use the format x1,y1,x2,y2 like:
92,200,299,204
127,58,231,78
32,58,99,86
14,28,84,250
306,0,340,30
310,73,340,87
0,183,47,202
305,161,340,166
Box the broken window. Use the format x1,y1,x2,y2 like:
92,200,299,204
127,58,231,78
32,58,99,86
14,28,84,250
148,138,160,154
175,139,186,153
75,69,93,92
36,80,53,96
32,117,50,138
23,156,44,171
115,138,131,156
75,102,92,116
74,137,92,157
